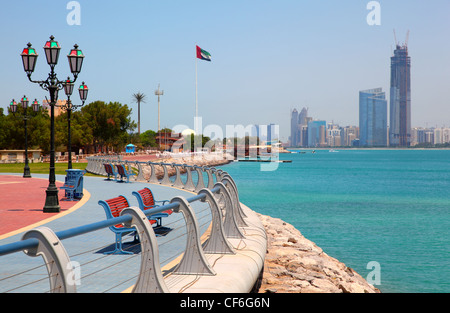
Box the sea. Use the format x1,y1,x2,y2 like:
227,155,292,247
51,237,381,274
220,149,450,293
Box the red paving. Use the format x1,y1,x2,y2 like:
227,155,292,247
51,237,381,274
0,175,78,236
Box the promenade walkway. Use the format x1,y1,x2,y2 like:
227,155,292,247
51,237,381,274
0,172,211,293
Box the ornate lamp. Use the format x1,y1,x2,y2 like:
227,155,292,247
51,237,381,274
21,43,38,76
32,99,40,112
21,95,29,110
64,78,74,96
78,82,88,101
67,44,84,75
43,36,61,66
9,99,18,113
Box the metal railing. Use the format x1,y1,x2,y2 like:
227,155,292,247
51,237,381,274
0,162,253,293
85,155,227,193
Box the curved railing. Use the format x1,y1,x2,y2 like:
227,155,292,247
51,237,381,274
85,155,225,192
0,160,266,293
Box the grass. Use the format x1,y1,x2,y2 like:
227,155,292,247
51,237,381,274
0,162,100,176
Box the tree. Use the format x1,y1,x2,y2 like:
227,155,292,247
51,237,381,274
80,101,136,153
140,129,157,148
132,92,146,135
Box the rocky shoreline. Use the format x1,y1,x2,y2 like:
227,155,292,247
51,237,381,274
257,214,380,293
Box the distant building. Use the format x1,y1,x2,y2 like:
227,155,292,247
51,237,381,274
42,99,67,117
156,131,185,152
307,120,326,147
290,107,308,147
359,88,388,147
290,109,299,147
389,43,411,147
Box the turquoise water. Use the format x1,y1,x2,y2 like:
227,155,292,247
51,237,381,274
222,149,450,293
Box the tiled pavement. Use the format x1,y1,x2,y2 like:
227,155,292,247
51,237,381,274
0,173,211,293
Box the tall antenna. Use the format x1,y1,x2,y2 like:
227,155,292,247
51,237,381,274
155,84,164,132
393,29,398,46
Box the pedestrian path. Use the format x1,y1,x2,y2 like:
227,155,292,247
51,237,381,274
0,172,210,293
0,174,82,237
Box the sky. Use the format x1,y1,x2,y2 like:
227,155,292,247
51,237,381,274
0,0,449,141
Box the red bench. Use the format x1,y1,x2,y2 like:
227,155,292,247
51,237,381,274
98,195,156,254
103,163,117,181
115,164,136,183
132,187,172,227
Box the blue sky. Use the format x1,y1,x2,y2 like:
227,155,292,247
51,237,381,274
1,0,449,141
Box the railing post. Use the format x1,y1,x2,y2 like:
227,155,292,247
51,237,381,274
194,166,205,193
170,196,216,276
148,162,159,184
198,188,235,254
160,163,172,185
204,166,215,189
135,161,146,182
183,166,196,191
213,182,245,239
172,164,184,189
22,227,76,293
120,207,170,293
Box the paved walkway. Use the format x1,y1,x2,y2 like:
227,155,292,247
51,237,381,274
0,175,78,236
0,172,210,293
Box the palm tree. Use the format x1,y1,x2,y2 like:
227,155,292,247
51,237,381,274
132,92,146,134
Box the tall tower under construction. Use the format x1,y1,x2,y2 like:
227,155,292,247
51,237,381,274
389,34,411,147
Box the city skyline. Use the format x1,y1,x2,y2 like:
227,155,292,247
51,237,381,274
0,1,449,142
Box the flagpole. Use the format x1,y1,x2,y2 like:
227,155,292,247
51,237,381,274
195,51,198,135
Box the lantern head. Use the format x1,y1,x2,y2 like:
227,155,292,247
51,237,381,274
21,43,38,75
43,35,61,66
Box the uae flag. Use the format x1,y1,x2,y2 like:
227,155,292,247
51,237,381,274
196,45,211,61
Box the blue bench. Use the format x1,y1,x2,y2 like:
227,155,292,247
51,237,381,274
61,169,86,201
132,187,171,227
116,164,136,183
103,163,117,181
98,195,157,255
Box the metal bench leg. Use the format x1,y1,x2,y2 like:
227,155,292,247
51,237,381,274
104,232,133,255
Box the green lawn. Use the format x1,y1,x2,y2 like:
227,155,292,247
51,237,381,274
0,162,99,176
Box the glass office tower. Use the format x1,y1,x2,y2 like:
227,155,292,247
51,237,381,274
359,88,388,147
390,44,411,147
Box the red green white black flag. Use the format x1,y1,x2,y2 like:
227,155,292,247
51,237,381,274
196,45,211,61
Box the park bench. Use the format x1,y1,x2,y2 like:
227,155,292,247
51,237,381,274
116,163,136,183
98,195,156,255
60,169,86,201
103,163,118,181
132,187,172,227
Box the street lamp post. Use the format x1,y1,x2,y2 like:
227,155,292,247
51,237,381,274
9,96,40,178
20,36,85,213
61,79,88,169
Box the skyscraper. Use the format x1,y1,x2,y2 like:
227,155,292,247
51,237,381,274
307,120,326,147
290,109,298,146
359,88,388,147
389,41,411,147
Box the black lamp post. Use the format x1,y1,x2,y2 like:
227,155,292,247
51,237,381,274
21,36,85,213
61,79,88,169
9,96,40,178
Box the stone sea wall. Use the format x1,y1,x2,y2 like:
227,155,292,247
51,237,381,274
257,214,380,293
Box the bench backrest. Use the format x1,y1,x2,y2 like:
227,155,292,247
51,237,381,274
104,163,113,174
99,195,130,229
137,187,155,207
116,164,126,176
